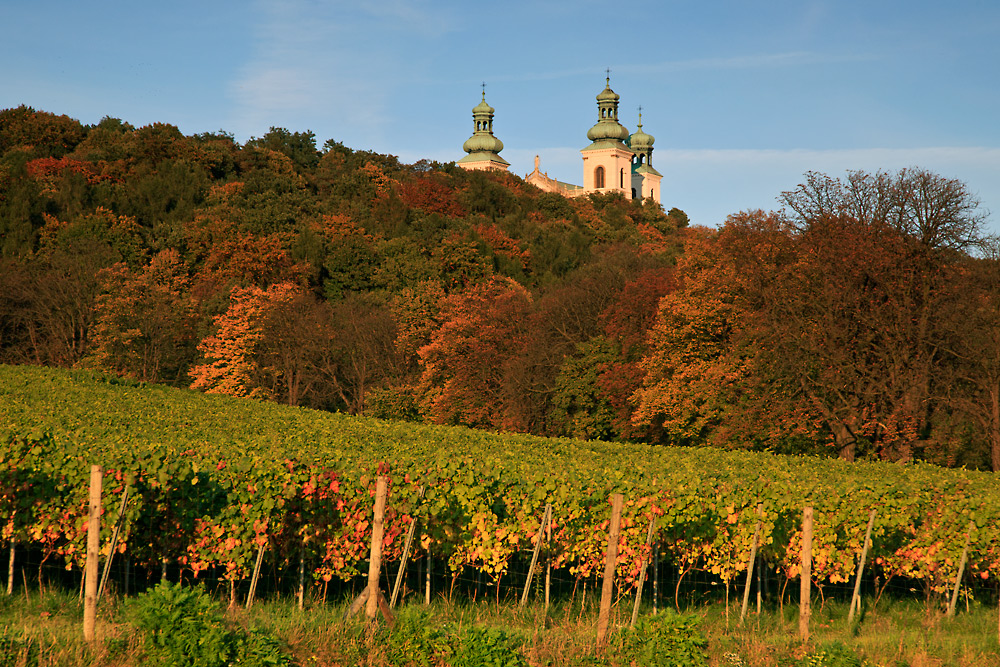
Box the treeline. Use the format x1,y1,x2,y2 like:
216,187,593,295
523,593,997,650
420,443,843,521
0,105,996,469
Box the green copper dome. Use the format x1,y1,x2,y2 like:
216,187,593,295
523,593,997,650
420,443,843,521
463,132,504,154
585,75,630,147
629,114,654,150
587,119,630,142
458,88,510,167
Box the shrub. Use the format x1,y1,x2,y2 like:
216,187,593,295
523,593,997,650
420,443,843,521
127,581,290,667
448,624,529,667
383,608,454,666
612,610,709,667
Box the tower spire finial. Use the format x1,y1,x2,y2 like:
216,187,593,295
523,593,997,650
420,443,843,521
605,67,611,86
637,105,643,128
481,81,486,101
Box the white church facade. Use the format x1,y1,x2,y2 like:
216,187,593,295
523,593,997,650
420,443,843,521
456,77,662,205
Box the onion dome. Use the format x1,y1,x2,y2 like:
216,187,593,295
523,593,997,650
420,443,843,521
629,111,661,177
584,75,630,147
457,88,509,169
596,83,620,103
472,96,494,115
463,132,504,154
629,114,654,152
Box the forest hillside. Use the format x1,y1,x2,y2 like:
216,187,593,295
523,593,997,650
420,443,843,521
0,105,996,470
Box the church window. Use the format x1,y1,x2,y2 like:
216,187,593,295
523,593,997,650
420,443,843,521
620,168,624,188
632,188,637,198
595,166,605,189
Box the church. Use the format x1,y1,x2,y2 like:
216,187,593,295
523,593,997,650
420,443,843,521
456,76,662,205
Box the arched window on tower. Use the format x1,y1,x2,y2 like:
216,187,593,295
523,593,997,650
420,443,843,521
595,166,605,189
632,188,637,198
620,168,624,188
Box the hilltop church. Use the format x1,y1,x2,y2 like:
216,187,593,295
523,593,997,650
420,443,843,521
456,76,662,205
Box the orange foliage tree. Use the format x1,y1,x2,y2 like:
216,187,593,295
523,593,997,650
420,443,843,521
189,283,336,406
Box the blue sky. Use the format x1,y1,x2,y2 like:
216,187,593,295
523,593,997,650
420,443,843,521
2,0,998,232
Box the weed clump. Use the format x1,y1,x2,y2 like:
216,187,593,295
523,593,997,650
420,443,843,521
127,581,290,667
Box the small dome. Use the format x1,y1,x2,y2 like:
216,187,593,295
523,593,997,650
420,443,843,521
629,123,654,150
596,85,619,102
473,93,494,115
596,75,620,102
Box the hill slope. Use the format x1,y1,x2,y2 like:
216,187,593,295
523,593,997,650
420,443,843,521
2,363,999,587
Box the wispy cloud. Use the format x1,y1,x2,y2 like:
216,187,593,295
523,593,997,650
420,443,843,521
484,51,875,85
226,0,457,141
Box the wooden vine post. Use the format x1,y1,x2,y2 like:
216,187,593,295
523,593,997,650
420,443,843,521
391,486,424,608
297,539,306,611
83,465,102,642
545,510,553,610
425,541,432,605
799,506,813,642
6,540,13,596
740,503,764,625
520,504,551,608
947,521,974,618
98,487,129,601
597,493,624,650
848,508,877,625
246,542,266,608
366,476,389,622
630,513,657,627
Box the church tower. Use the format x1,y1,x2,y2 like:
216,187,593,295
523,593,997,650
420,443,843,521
628,112,662,203
580,75,634,197
457,89,510,172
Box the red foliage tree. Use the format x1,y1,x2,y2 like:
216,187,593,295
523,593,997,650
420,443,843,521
418,278,533,430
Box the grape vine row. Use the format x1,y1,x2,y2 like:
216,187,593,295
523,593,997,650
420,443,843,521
2,364,999,595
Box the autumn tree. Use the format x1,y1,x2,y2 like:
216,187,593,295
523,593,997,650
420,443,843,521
0,208,144,367
769,169,987,460
632,227,761,448
0,106,85,157
189,283,337,407
636,170,989,462
325,295,406,414
90,249,199,384
944,245,1000,470
418,278,533,430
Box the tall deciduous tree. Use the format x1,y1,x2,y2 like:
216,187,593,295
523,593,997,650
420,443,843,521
636,170,988,462
418,278,532,430
189,283,336,407
944,246,1000,470
90,249,199,384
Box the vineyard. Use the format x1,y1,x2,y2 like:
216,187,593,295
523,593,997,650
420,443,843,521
3,362,1000,612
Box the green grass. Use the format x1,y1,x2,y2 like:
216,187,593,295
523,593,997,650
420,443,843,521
4,586,1000,667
